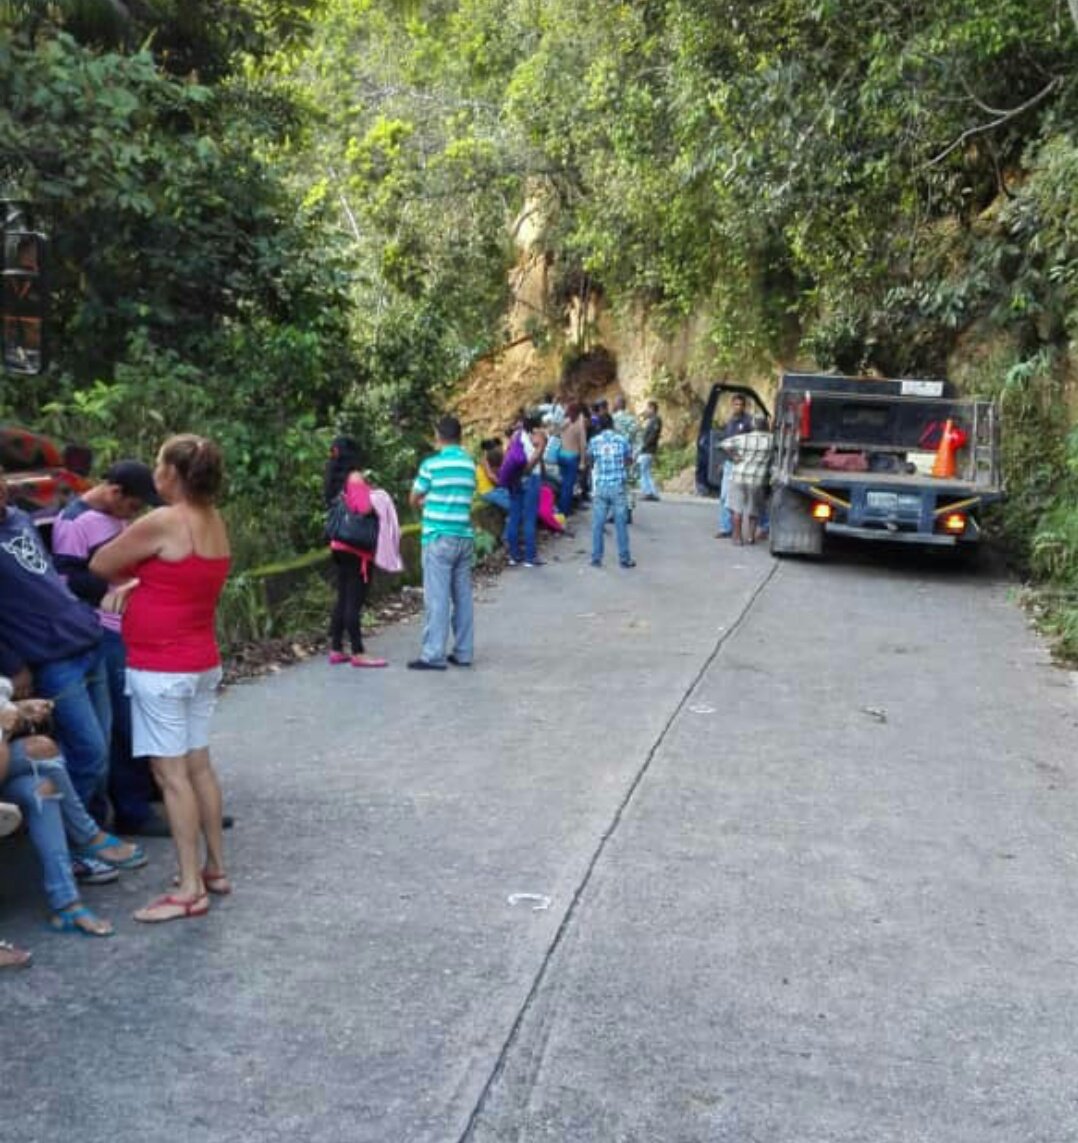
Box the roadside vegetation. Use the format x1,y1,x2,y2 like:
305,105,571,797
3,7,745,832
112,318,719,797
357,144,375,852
3,2,1078,651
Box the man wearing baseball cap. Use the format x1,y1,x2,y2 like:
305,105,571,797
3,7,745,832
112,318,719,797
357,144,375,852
52,460,164,835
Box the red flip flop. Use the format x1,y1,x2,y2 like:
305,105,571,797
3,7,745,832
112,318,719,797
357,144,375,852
351,656,388,668
134,893,210,924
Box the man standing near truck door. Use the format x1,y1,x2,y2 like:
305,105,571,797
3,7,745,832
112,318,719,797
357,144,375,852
724,416,773,545
717,394,754,538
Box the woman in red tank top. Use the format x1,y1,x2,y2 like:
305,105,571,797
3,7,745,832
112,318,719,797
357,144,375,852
91,435,231,924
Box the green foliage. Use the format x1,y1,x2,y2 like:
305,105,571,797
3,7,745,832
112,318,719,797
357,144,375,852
472,526,496,563
7,0,1078,657
654,442,695,485
0,20,360,570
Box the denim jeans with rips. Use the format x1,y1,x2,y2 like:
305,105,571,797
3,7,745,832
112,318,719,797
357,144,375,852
420,535,475,666
1,739,98,911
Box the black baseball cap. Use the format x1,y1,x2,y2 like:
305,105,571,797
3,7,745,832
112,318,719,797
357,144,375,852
104,460,162,505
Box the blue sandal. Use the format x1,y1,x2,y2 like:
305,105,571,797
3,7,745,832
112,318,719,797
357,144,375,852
48,905,114,938
74,834,147,871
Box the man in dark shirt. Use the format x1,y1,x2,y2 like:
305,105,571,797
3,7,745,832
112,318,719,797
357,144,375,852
638,400,663,501
0,471,110,824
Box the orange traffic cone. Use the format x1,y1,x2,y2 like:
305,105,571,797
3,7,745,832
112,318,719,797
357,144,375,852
931,419,957,479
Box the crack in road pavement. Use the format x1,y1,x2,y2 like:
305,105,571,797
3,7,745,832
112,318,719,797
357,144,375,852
456,560,782,1143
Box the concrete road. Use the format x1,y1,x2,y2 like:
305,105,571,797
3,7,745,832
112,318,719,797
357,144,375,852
3,497,1077,1143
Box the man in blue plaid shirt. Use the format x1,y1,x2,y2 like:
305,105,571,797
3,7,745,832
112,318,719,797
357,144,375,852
587,413,636,568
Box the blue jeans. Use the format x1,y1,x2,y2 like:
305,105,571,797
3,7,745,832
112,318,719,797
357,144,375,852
718,460,734,534
420,535,475,666
557,454,580,516
592,485,631,565
481,488,511,513
506,473,540,562
2,740,98,911
101,627,153,825
34,643,111,824
638,453,658,498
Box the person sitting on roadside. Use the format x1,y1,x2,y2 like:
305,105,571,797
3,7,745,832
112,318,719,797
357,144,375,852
0,469,143,882
90,434,232,925
477,439,510,514
0,682,119,936
322,436,388,669
724,415,773,545
51,460,164,838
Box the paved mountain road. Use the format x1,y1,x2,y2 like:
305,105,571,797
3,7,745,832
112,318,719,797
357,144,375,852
3,497,1076,1142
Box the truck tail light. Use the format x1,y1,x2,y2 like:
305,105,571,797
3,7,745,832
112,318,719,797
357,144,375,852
942,512,966,534
811,501,832,522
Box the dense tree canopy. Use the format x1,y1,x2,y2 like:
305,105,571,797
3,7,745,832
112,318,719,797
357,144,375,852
4,0,1078,636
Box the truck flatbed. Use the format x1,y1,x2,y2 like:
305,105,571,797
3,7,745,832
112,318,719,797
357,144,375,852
792,467,987,495
765,374,1003,556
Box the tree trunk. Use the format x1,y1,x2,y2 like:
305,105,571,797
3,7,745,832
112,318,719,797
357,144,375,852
1070,1,1078,37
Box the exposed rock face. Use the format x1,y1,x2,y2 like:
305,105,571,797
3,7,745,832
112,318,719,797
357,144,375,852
452,196,775,444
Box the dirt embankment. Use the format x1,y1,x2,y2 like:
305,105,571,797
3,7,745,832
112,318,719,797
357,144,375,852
451,198,777,445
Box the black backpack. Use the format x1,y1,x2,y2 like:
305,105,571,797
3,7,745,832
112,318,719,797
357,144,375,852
325,495,380,552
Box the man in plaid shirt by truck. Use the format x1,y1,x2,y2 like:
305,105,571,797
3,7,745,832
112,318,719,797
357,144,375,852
724,415,773,545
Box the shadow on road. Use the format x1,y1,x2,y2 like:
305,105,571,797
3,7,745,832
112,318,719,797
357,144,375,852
805,534,1011,582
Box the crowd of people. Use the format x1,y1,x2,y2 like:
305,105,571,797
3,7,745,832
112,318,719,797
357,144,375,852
1,434,232,966
475,394,662,564
403,397,662,670
0,392,664,966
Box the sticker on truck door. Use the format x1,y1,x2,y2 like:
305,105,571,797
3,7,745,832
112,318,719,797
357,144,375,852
900,379,944,397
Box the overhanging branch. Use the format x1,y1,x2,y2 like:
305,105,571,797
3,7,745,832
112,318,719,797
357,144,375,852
923,77,1063,168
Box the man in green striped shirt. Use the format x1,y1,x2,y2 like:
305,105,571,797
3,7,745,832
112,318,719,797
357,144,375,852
408,416,477,670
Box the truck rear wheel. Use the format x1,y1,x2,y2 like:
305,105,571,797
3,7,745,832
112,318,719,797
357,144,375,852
768,486,824,558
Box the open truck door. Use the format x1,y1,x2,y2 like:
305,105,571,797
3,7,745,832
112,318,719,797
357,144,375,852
696,382,771,493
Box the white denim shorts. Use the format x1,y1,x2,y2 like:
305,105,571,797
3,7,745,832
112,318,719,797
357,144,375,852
126,666,223,758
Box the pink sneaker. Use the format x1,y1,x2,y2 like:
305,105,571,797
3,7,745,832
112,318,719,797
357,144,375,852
328,651,349,665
